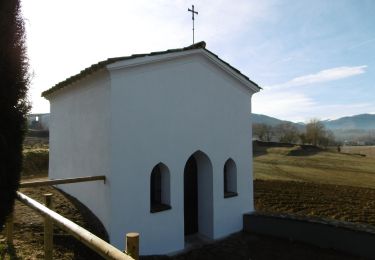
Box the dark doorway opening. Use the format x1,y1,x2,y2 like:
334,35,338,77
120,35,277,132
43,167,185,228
184,155,198,235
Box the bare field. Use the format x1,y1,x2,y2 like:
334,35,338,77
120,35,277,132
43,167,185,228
254,144,375,189
341,145,375,158
255,179,375,227
253,143,375,230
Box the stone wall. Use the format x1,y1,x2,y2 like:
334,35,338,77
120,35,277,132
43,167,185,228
244,212,375,258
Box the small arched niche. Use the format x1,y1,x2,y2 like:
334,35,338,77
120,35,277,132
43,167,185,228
224,158,238,198
150,163,171,213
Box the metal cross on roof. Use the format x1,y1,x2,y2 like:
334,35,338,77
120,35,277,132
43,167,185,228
188,5,198,44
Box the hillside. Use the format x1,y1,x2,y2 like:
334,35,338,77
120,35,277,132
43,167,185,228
253,142,375,228
252,114,289,126
253,142,375,189
252,114,304,130
323,114,375,130
324,114,375,142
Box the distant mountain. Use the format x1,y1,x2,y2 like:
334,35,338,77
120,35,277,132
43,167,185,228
323,114,375,143
252,113,375,131
323,114,375,130
252,114,304,131
252,113,375,143
252,114,287,126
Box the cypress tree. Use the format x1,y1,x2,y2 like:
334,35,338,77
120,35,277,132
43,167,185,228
0,0,30,229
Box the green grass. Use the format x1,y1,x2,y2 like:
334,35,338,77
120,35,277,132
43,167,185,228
254,145,375,189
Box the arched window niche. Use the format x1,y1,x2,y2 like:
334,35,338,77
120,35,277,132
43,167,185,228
150,163,171,213
223,158,238,198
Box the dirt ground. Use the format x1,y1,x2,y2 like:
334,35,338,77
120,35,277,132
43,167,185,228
0,186,107,259
1,180,372,259
255,179,375,226
165,232,362,260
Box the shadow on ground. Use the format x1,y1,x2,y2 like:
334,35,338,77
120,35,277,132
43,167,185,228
253,141,323,157
141,232,360,260
287,145,322,156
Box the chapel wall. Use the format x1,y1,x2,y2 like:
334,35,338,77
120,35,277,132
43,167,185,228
48,70,112,232
108,53,255,254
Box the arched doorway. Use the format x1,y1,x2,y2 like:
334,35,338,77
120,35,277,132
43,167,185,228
183,151,213,238
184,155,198,235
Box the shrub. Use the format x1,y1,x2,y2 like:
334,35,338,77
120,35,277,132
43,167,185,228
0,0,30,228
22,149,49,177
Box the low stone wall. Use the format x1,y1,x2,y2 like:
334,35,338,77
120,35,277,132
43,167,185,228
243,212,375,259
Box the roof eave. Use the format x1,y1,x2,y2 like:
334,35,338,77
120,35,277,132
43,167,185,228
105,49,202,71
41,41,261,97
200,49,261,93
107,48,261,93
42,68,107,99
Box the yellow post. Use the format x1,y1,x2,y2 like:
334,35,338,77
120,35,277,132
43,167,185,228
6,212,14,244
125,232,139,260
44,193,53,260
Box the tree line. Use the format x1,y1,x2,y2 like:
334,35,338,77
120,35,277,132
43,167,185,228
253,119,337,147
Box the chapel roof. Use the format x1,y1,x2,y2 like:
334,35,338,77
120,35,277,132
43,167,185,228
42,41,261,97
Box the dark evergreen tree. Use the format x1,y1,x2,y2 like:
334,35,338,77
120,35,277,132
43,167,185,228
0,0,30,229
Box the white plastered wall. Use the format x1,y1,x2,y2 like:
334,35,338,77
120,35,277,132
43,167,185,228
47,70,112,232
108,53,255,255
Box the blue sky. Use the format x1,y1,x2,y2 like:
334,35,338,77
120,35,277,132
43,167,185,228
22,0,375,122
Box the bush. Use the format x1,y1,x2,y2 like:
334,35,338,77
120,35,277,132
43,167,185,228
0,0,30,229
22,149,49,177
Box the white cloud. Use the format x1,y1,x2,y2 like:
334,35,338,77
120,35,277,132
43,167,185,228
310,103,375,121
267,65,367,89
253,87,375,122
252,88,316,122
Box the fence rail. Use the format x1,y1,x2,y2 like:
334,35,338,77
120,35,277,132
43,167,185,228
14,191,135,260
20,175,106,188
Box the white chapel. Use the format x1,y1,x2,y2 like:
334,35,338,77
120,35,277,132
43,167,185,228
42,42,261,255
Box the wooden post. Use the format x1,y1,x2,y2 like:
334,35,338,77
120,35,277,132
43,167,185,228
44,193,53,260
125,232,139,260
17,191,132,260
6,212,14,244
